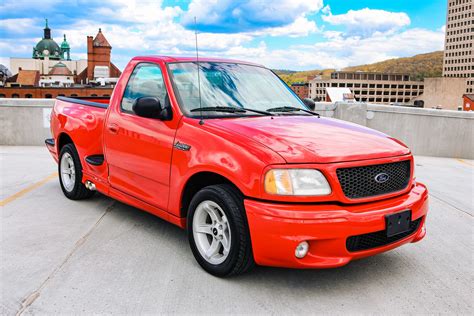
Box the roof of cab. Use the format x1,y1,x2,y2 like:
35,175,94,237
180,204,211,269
131,55,264,67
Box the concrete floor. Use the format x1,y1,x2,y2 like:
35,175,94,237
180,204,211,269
1,146,473,315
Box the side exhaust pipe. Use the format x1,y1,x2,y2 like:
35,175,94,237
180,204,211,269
85,180,96,191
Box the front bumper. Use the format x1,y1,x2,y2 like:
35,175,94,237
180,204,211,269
245,182,428,268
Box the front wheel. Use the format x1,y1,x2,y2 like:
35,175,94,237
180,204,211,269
187,184,254,277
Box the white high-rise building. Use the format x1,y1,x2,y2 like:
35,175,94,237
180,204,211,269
442,0,473,93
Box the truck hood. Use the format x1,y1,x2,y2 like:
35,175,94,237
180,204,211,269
208,115,410,163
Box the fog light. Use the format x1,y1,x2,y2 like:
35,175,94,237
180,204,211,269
295,241,309,258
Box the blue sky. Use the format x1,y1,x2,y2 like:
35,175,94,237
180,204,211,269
0,0,447,70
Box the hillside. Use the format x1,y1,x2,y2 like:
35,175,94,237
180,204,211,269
275,51,443,84
343,51,443,80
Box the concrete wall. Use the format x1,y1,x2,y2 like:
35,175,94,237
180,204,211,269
1,99,473,159
0,99,55,146
316,102,473,159
414,77,467,110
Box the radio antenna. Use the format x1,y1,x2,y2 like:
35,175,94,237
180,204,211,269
194,17,204,125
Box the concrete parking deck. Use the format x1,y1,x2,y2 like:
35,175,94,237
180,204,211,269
1,146,473,315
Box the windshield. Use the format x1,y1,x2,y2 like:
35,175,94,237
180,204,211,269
168,62,306,116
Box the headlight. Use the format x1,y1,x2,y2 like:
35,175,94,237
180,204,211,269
264,169,331,196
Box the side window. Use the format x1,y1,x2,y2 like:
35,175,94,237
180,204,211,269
121,63,167,113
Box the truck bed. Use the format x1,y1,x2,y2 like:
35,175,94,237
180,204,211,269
51,96,110,190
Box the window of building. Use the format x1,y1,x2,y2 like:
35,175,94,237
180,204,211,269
91,94,98,97
25,94,33,98
0,94,6,98
12,93,20,98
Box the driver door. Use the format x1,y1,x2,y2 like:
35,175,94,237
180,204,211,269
104,62,175,210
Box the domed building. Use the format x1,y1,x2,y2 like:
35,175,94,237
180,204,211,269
10,19,88,80
39,62,74,87
3,22,122,98
32,19,63,60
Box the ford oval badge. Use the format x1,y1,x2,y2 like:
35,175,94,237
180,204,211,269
375,173,389,183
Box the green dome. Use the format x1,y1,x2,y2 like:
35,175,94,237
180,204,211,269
34,38,61,59
32,19,62,60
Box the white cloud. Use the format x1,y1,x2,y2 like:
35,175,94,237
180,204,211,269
0,18,39,34
257,28,445,70
95,0,182,24
254,17,318,38
1,0,445,72
0,0,62,12
322,8,411,37
182,0,323,33
0,57,11,70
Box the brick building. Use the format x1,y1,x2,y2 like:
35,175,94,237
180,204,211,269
463,94,474,111
290,82,309,99
0,87,114,99
1,21,121,98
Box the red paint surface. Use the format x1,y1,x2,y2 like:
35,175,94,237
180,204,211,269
48,56,429,268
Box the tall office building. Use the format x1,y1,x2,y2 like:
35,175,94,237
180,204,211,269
442,0,473,93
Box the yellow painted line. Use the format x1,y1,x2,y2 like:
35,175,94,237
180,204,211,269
457,159,474,167
0,172,58,207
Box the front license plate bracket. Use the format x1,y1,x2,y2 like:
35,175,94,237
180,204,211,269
385,210,411,237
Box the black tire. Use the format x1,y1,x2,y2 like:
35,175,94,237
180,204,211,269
58,143,94,200
187,184,255,277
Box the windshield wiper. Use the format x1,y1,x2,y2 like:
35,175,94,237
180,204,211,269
266,106,320,117
190,106,273,116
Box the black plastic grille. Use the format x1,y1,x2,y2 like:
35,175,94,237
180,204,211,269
336,160,411,199
346,217,422,252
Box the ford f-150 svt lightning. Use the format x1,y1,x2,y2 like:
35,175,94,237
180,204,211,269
46,56,429,277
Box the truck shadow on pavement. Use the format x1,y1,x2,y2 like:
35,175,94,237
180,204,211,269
92,193,410,290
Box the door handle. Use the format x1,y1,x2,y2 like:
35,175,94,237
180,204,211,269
107,123,119,134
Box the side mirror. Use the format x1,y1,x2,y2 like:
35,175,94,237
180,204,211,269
132,97,171,120
302,98,316,111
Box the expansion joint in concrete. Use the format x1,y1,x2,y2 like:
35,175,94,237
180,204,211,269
15,201,116,316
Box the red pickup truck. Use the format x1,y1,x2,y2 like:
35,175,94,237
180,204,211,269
46,56,428,277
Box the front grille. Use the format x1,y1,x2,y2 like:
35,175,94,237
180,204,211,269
346,217,422,252
336,160,411,199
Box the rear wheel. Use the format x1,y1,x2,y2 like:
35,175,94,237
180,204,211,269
187,184,254,277
58,143,94,200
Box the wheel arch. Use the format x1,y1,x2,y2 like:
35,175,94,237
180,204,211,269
180,171,243,218
57,132,74,152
